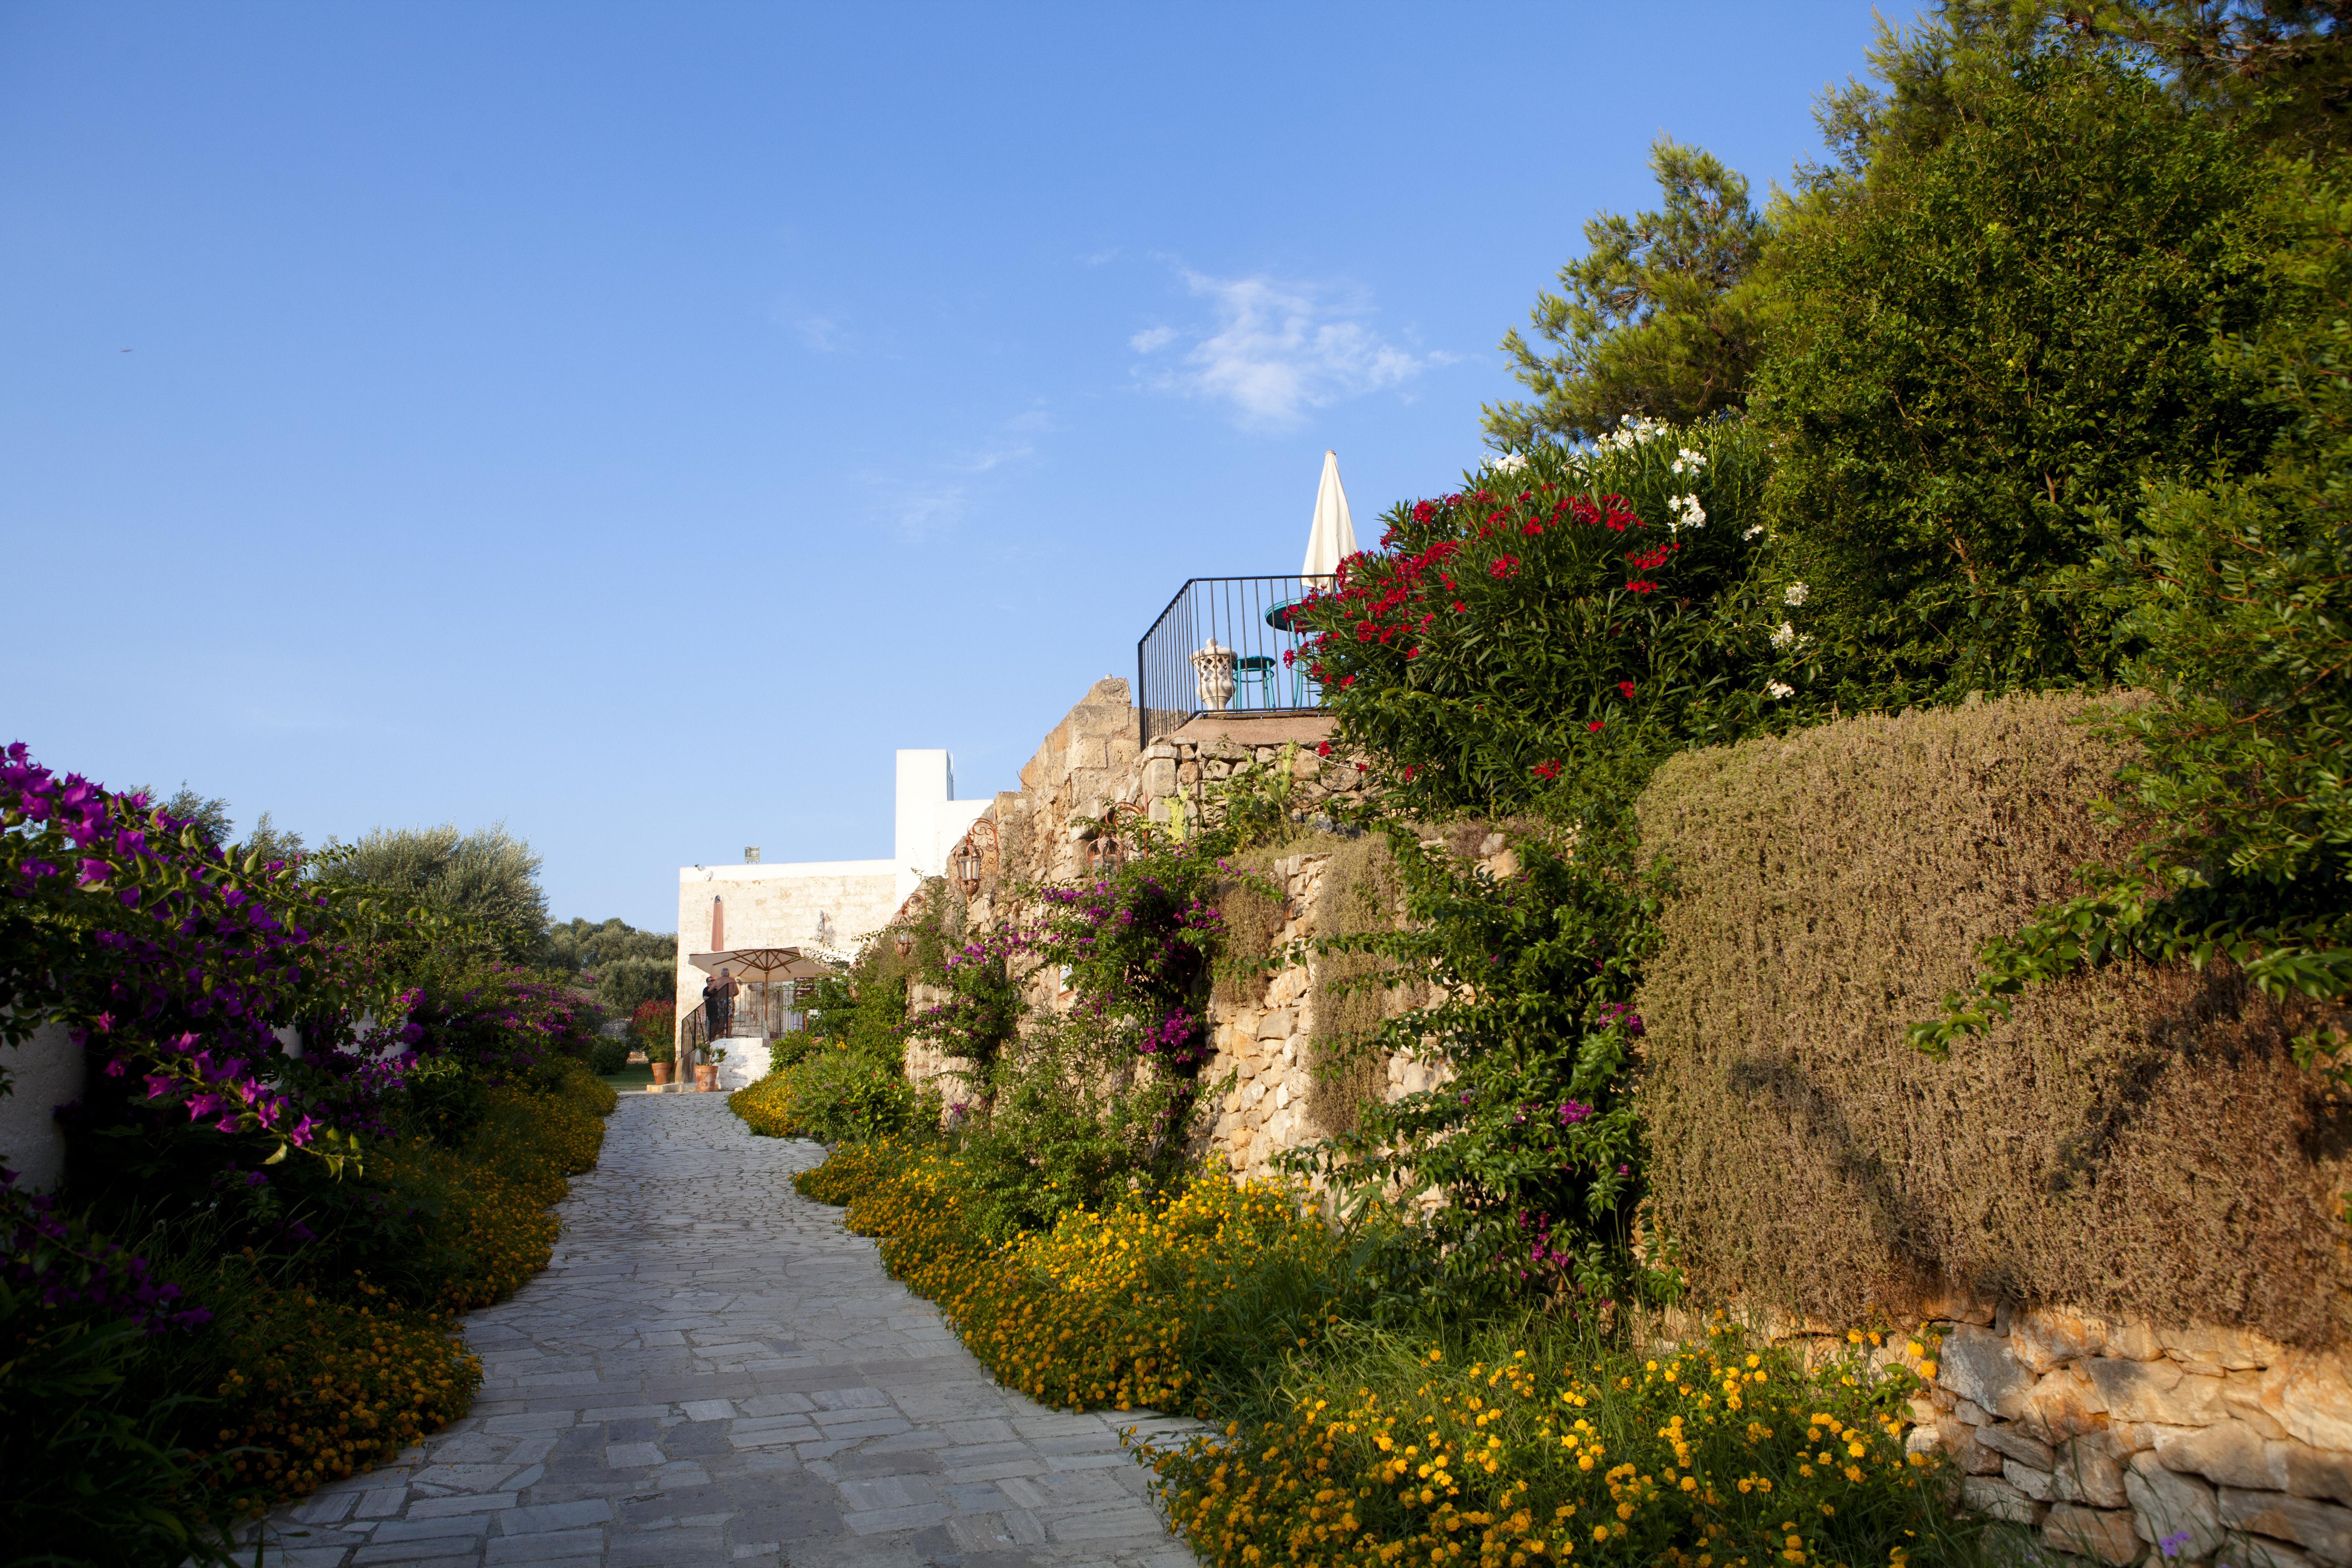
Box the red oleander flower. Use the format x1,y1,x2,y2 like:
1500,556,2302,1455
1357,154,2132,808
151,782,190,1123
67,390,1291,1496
1588,720,1606,732
1532,759,1562,781
1489,556,1520,579
1618,680,1637,699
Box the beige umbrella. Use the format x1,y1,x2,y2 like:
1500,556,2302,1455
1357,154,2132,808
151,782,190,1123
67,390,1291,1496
1302,450,1357,590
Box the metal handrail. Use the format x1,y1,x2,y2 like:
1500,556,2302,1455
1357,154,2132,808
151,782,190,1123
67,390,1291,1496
1136,575,1333,750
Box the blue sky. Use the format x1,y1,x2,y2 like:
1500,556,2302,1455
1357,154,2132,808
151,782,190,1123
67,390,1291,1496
2,1,1890,931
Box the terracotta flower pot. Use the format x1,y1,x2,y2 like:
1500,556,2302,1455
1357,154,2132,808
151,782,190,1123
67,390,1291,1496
650,1061,673,1087
694,1064,719,1093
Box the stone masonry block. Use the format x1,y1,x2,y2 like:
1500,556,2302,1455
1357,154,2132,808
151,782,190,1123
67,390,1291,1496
2043,1502,2140,1564
1941,1325,2034,1420
2128,1451,2226,1560
2220,1488,2352,1567
2087,1356,2227,1427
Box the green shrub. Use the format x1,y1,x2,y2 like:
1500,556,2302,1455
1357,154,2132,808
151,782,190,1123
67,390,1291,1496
795,1138,1398,1415
783,1045,930,1144
588,1034,632,1076
1634,693,2349,1342
955,1011,1199,1240
1753,35,2287,712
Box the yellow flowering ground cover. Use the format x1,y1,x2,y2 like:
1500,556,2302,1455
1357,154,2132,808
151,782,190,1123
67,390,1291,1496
1137,1323,1953,1568
729,1070,801,1137
795,1138,1370,1413
199,1065,616,1515
203,1276,480,1515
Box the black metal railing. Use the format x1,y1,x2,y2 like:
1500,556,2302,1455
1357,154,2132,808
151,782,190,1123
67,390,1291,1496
677,981,805,1062
1136,575,1334,749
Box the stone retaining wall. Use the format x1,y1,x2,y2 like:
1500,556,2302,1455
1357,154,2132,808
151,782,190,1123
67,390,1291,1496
1908,1302,2352,1565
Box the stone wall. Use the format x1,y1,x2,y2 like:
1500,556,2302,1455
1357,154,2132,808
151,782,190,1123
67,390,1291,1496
1895,1303,2352,1566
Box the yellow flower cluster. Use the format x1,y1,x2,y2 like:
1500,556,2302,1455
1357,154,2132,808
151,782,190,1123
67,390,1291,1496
369,1077,607,1309
729,1071,801,1137
1139,1326,1940,1568
201,1275,481,1517
198,1066,614,1516
797,1140,1352,1413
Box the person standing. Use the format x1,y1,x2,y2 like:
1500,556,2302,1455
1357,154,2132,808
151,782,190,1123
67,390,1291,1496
702,966,739,1045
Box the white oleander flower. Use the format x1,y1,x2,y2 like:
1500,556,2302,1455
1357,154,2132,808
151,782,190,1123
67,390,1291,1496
1490,452,1530,474
1742,524,1765,541
1769,621,1797,649
1766,680,1795,700
1669,447,1707,476
1669,494,1707,531
1783,581,1809,607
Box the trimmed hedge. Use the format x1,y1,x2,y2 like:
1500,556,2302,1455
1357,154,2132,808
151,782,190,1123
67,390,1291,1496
1634,693,2349,1341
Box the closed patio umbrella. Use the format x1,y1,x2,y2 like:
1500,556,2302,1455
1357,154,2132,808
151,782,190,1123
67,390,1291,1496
1302,450,1357,589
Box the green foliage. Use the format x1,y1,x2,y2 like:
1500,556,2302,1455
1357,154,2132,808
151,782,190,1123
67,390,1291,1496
588,1034,632,1075
1280,815,1670,1312
954,1011,1200,1241
1754,33,2288,712
1301,419,1773,814
538,916,676,1012
784,1044,931,1143
2070,0,2352,153
128,785,306,867
1914,159,2352,1059
1484,138,1772,447
313,823,550,963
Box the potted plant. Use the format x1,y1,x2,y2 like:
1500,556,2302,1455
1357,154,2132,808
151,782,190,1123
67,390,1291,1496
645,1038,675,1088
695,1041,726,1093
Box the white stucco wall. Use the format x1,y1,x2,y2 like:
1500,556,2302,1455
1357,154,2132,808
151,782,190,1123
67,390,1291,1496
0,1020,81,1191
673,747,989,1029
673,860,900,1029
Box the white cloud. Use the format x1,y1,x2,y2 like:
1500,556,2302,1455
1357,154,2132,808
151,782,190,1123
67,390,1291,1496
768,295,848,353
1132,270,1446,428
861,407,1054,538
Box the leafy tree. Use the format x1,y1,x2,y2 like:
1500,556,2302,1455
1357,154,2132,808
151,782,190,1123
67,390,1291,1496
132,783,305,866
1483,138,1770,449
2067,0,2352,150
539,916,676,1011
1751,32,2288,714
1916,160,2352,1052
313,823,548,962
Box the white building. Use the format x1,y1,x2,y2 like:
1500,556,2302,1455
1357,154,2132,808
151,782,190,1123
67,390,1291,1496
672,749,986,1068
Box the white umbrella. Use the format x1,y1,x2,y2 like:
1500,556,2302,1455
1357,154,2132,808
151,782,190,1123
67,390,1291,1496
1302,450,1357,589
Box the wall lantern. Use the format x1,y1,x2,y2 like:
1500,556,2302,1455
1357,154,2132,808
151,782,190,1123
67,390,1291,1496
893,930,915,960
953,818,999,900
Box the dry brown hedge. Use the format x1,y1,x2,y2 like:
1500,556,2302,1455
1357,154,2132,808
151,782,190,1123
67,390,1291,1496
1305,833,1401,1135
1633,692,2351,1344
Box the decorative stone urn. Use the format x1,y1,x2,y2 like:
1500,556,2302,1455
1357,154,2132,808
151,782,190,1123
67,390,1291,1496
1191,638,1238,712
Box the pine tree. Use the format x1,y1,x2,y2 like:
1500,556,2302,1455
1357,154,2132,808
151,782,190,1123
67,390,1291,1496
1481,138,1769,448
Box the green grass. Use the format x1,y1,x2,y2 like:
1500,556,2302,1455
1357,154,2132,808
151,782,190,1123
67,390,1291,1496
597,1063,656,1092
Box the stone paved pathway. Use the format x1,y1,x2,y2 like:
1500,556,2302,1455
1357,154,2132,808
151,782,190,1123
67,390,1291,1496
253,1093,1199,1568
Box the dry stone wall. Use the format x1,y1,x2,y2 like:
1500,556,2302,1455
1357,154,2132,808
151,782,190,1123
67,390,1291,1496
1891,1301,2352,1566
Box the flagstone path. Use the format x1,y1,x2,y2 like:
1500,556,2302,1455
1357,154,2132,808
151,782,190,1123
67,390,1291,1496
251,1092,1199,1568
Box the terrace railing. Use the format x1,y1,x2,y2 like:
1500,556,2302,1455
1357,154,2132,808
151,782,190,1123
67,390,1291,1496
1136,575,1334,750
